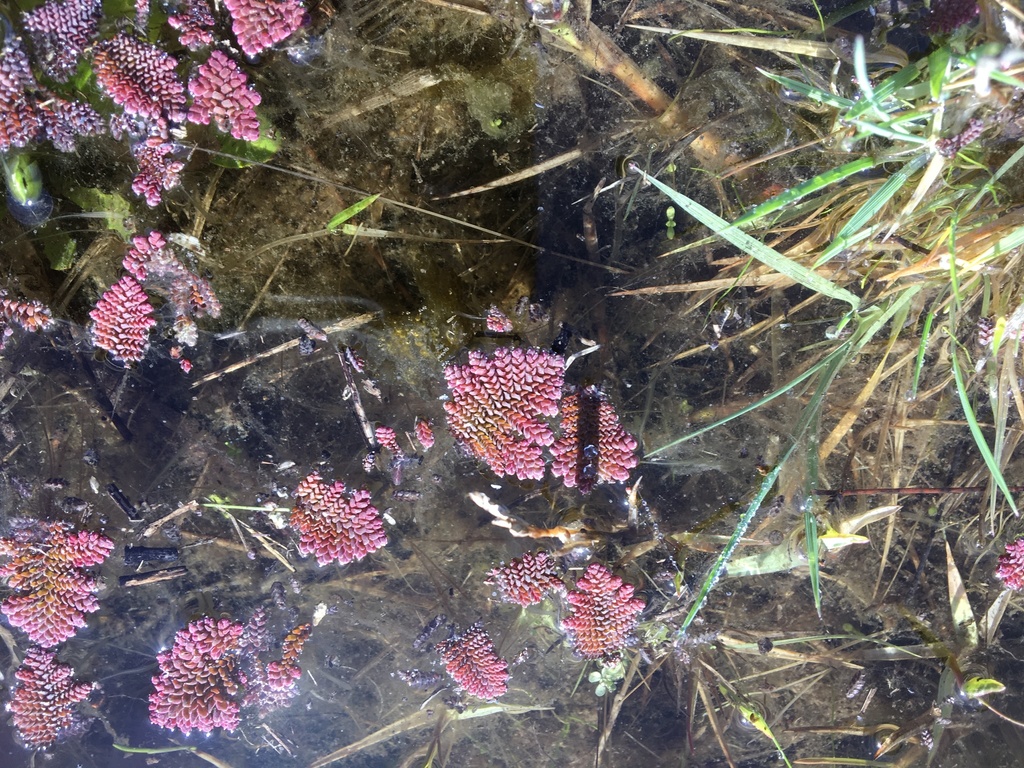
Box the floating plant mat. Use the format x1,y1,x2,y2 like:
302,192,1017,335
4,0,1024,766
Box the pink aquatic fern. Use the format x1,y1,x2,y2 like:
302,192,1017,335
290,471,387,565
562,563,645,660
188,51,262,141
223,0,307,58
0,38,47,152
443,346,564,481
92,33,187,125
169,0,217,50
997,538,1024,591
436,622,509,700
21,0,102,82
89,276,157,365
150,616,247,734
0,520,114,647
550,386,638,494
486,550,565,606
10,648,94,748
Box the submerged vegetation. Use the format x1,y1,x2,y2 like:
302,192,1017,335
2,0,1024,765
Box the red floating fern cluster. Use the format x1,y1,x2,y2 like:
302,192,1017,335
442,346,638,491
149,612,311,734
435,622,509,701
551,386,639,494
997,538,1024,591
10,647,94,748
290,471,388,566
0,520,114,647
443,346,565,481
561,563,645,660
150,616,246,734
486,550,565,606
88,275,157,366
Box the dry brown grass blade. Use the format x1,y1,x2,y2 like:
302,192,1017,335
308,708,439,767
440,147,587,200
322,69,451,129
596,652,642,765
695,672,738,768
819,346,916,464
881,209,1024,282
189,314,377,388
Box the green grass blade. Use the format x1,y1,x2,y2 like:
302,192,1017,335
815,152,930,267
326,193,381,231
631,167,861,309
967,141,1024,210
676,457,789,640
929,46,951,101
646,334,855,457
758,69,854,109
909,311,935,400
949,341,1020,516
735,157,877,229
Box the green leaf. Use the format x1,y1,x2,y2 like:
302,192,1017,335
949,343,1020,516
65,187,134,240
42,234,77,271
961,677,1006,699
631,167,861,309
327,194,382,231
214,120,282,168
929,46,951,101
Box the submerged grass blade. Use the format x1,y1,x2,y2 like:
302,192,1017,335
815,152,931,266
735,157,877,229
630,166,861,309
950,340,1020,516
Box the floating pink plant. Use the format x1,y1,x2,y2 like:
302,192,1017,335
242,622,311,715
169,0,217,50
290,470,388,566
443,346,565,481
122,230,221,344
997,538,1024,591
0,38,47,152
0,520,114,647
550,386,638,494
150,616,247,734
927,0,979,33
562,563,645,660
130,137,186,206
224,0,306,58
375,425,403,457
485,306,513,333
21,0,102,82
415,418,434,450
150,613,311,734
0,292,54,349
436,622,509,700
188,50,262,141
486,550,565,606
40,96,106,152
89,275,157,365
92,33,187,125
10,648,94,748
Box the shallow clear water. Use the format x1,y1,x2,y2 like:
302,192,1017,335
3,0,1024,767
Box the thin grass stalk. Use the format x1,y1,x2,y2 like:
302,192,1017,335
629,166,861,309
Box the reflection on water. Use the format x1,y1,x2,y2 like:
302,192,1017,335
2,0,1024,766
